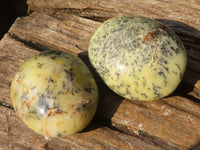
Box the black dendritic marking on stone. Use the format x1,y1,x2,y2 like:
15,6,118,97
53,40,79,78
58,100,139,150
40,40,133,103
20,93,27,102
152,83,162,98
50,56,57,60
84,87,92,93
175,63,183,79
36,94,49,116
64,68,74,81
125,88,131,96
48,77,55,83
141,93,148,98
37,63,44,69
158,71,167,85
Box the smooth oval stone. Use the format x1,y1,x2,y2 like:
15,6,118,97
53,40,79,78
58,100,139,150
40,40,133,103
88,16,187,101
10,50,98,137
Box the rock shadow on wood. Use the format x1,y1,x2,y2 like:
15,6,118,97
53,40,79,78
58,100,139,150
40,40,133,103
158,19,200,85
189,141,200,150
78,51,124,126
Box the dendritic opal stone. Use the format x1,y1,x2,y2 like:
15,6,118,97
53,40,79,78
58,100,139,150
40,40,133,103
10,50,98,137
88,16,187,101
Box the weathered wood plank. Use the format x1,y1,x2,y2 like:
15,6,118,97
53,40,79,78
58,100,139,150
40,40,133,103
111,96,200,149
9,11,101,54
27,0,200,30
0,136,28,150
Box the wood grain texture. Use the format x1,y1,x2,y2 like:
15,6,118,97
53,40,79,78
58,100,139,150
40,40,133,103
1,0,200,149
111,96,200,149
9,11,101,54
27,0,200,30
191,81,200,99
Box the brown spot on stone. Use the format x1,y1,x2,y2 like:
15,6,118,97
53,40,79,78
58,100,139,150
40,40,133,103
77,80,81,85
144,32,151,42
144,30,161,42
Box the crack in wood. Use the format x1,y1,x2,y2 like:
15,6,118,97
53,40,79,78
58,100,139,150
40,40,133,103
80,15,108,22
0,102,14,110
110,125,178,150
8,33,50,52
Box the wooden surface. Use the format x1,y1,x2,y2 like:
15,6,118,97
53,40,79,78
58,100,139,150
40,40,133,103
1,0,200,149
27,0,200,30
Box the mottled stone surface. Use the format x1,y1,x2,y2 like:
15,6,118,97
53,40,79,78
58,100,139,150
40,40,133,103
10,50,98,137
89,16,187,101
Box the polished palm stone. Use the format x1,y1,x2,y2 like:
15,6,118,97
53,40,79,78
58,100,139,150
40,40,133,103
88,16,187,101
10,50,98,137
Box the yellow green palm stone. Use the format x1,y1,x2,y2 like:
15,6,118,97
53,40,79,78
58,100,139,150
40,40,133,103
88,16,187,101
10,50,98,137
